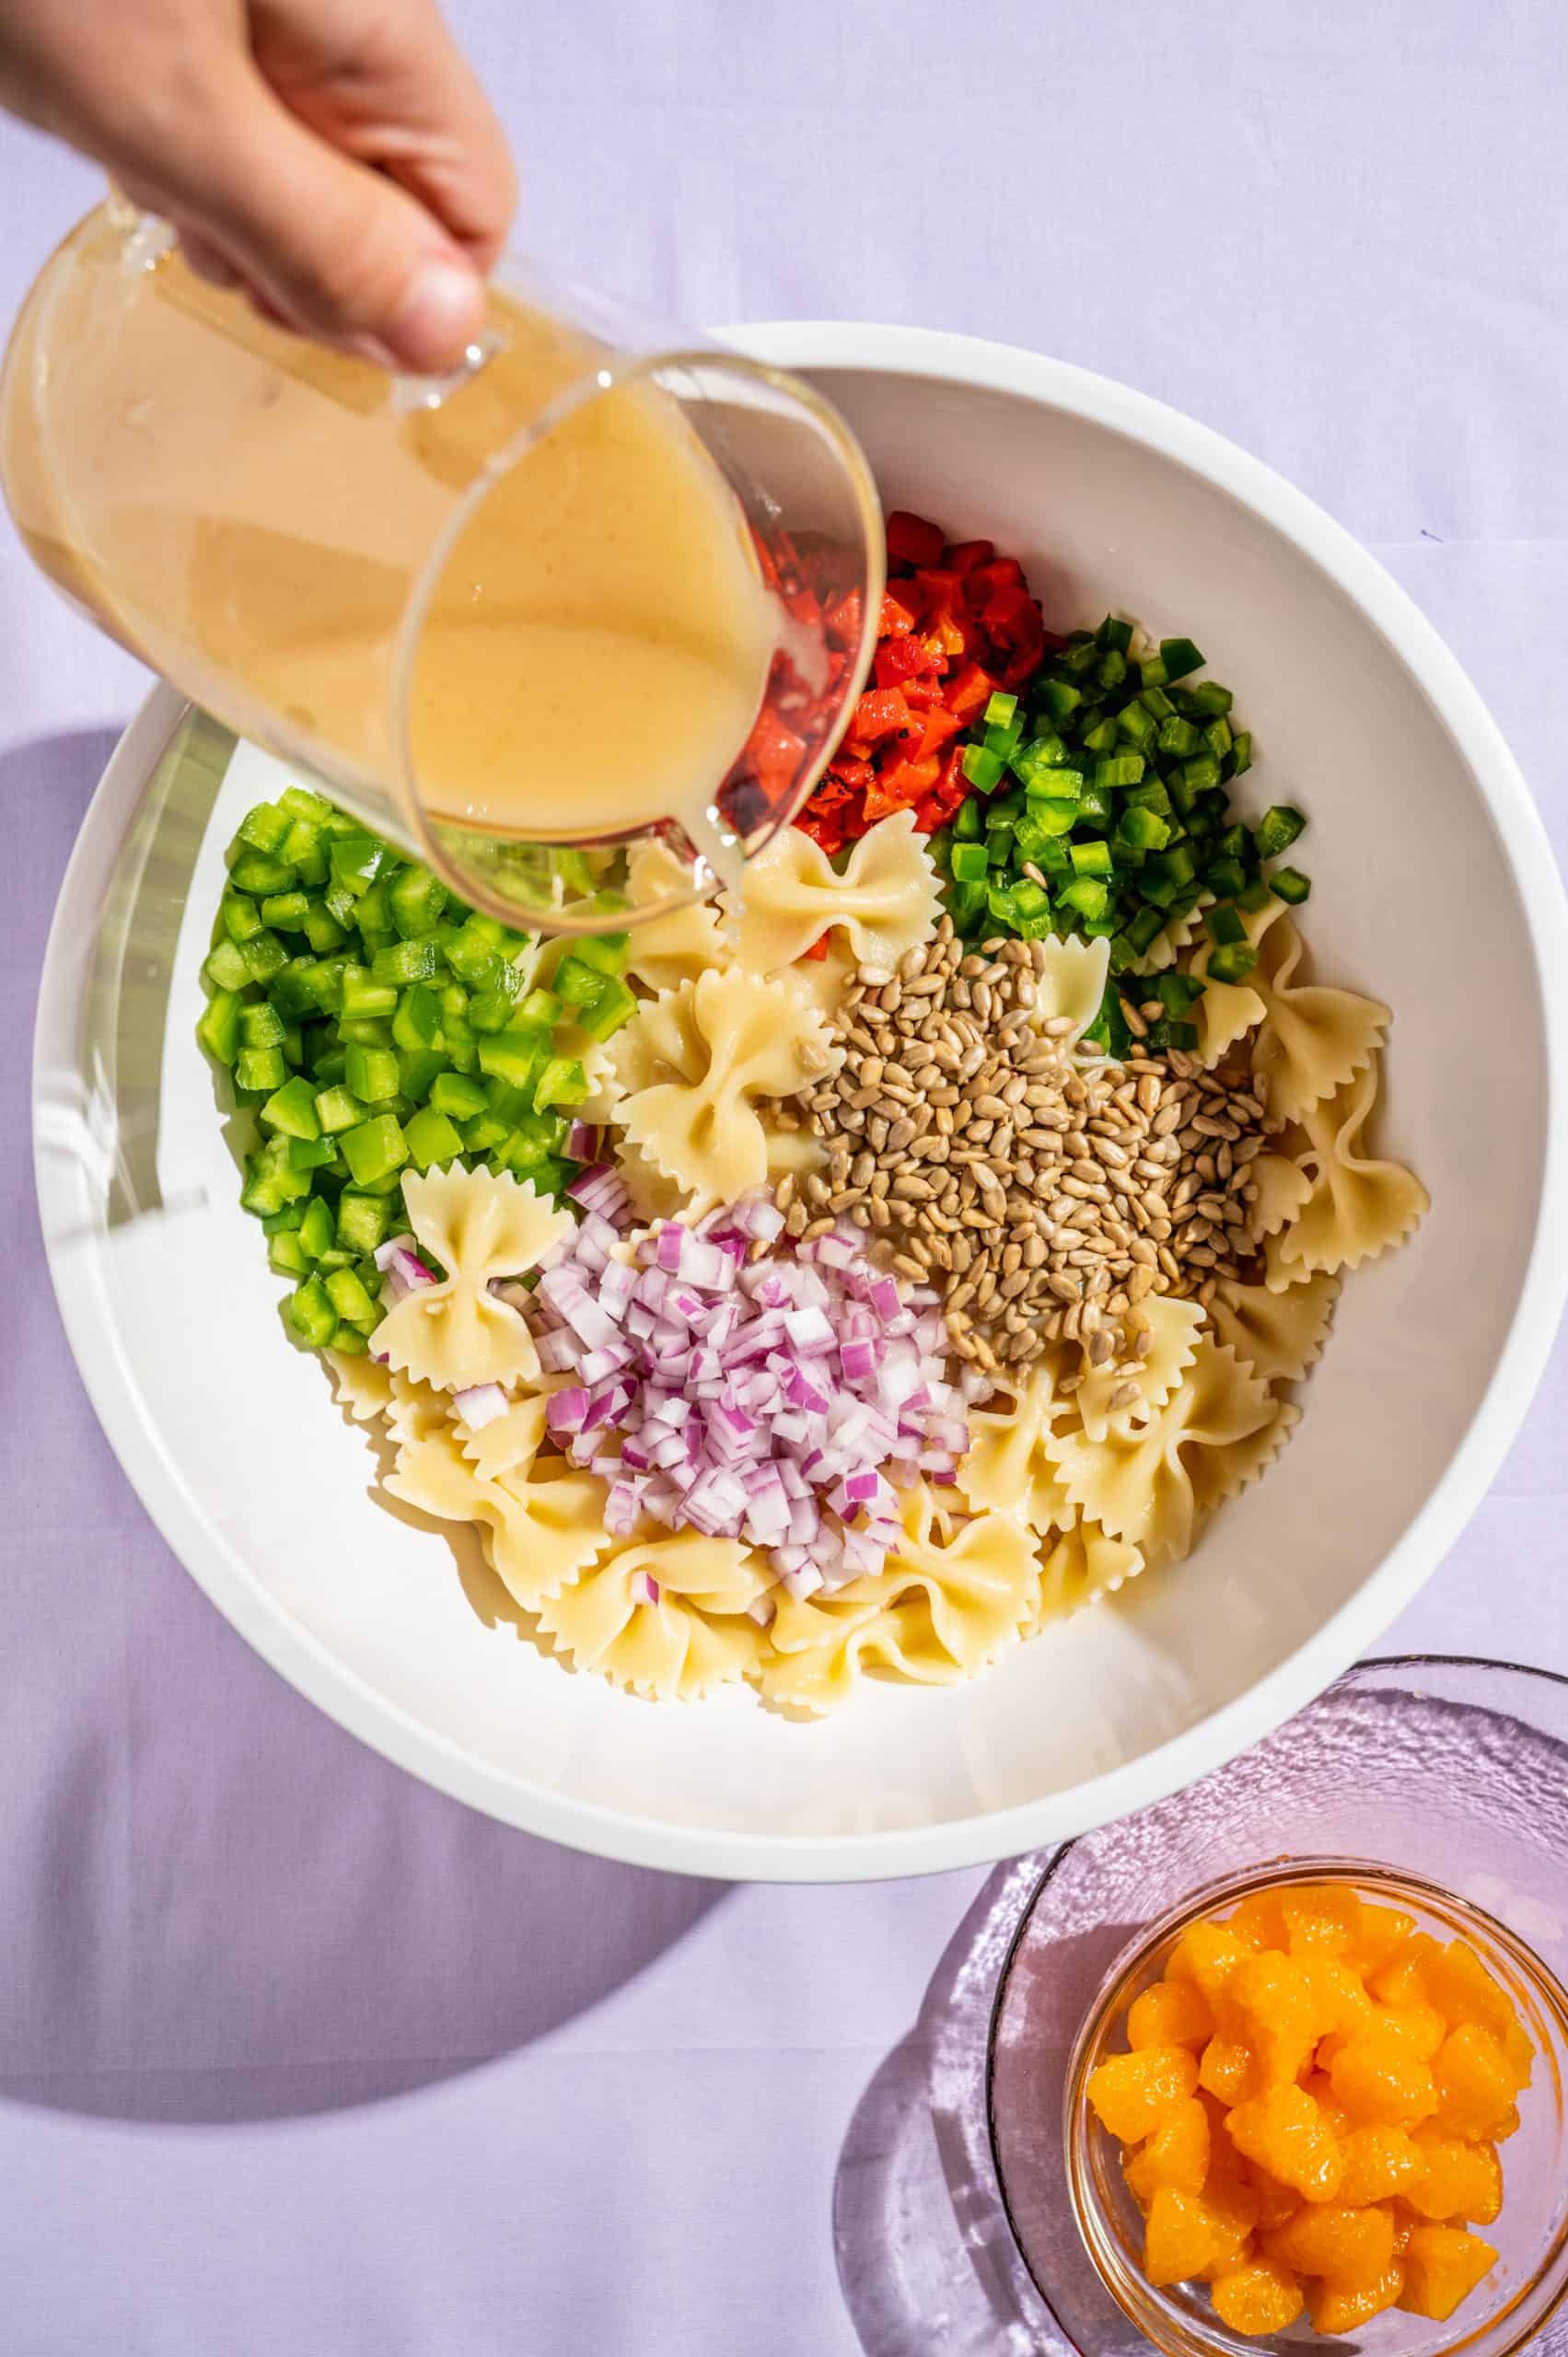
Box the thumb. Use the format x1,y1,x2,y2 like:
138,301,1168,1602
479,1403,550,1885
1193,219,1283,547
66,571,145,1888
161,66,489,372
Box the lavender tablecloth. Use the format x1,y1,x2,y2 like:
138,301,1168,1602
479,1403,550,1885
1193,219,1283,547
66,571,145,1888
3,6,1565,2351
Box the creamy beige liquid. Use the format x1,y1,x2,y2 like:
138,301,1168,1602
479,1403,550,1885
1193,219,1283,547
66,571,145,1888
1,208,778,868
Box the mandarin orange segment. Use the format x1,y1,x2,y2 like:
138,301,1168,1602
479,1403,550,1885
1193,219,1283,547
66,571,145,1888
1307,2261,1406,2336
1299,1956,1376,2044
1128,1978,1213,2052
1199,2178,1262,2270
1167,1920,1253,2010
1347,1904,1418,1977
1328,2030,1439,2128
1434,2024,1525,2140
1406,2129,1503,2225
1227,2084,1346,2204
1226,1953,1320,2084
1087,2042,1201,2142
1125,2098,1212,2204
1282,1884,1364,1958
1144,2187,1234,2287
1199,2037,1259,2107
1369,1931,1442,2010
1261,2201,1397,2287
1241,2162,1303,2232
1299,2073,1353,2141
1397,2223,1499,2321
1337,2124,1424,2207
1318,2000,1444,2073
1424,1941,1516,2041
1211,2257,1306,2336
1229,1893,1291,1952
1503,2019,1536,2087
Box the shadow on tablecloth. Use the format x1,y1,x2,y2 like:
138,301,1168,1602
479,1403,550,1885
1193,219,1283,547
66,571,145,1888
1,726,729,2129
832,1857,1071,2357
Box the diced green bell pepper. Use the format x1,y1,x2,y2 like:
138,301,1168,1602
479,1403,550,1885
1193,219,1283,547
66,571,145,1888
340,1114,409,1189
197,990,243,1066
335,1190,393,1258
260,1074,321,1140
402,1105,465,1169
286,1275,338,1348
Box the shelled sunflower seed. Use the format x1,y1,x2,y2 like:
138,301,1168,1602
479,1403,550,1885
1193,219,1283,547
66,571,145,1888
775,919,1283,1379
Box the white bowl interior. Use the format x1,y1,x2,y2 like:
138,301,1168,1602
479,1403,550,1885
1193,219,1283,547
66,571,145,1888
36,343,1555,1874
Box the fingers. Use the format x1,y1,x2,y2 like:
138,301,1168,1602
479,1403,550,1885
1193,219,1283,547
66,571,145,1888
175,227,243,291
2,0,517,373
136,52,492,372
250,0,517,274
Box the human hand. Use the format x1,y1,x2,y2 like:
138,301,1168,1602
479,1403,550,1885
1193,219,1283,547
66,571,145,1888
0,0,517,371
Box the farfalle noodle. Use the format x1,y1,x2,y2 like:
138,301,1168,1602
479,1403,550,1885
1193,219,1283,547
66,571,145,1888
386,1422,609,1610
1267,1055,1429,1288
1251,916,1388,1124
727,807,940,975
1188,1398,1300,1521
385,1369,451,1446
621,842,732,995
1033,1518,1144,1627
1032,935,1110,1051
329,1350,394,1423
611,967,841,1213
1071,1297,1205,1443
759,1483,1039,1714
1046,1338,1277,1565
776,944,859,1025
459,1392,555,1480
535,1531,770,1701
1208,1273,1341,1385
372,1167,574,1392
1250,1150,1314,1238
1189,900,1282,1066
957,1364,1074,1534
1134,898,1213,975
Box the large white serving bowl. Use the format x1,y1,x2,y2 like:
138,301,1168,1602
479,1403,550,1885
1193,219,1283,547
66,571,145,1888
33,325,1568,1882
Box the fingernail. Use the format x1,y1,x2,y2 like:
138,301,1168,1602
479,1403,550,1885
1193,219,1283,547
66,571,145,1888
386,257,485,374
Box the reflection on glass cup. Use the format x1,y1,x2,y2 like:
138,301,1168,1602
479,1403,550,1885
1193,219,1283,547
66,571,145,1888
1,198,883,931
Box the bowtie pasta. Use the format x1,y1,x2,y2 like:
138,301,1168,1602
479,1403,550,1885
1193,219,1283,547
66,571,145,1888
203,533,1427,1719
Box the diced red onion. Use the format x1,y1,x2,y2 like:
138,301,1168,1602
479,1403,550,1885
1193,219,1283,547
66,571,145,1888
526,1186,970,1581
546,1387,590,1436
453,1383,507,1430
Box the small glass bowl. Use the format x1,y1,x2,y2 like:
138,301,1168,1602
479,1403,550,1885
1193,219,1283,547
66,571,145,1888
1062,1860,1568,2357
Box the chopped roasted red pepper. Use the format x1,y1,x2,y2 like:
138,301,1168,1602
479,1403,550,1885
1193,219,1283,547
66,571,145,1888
885,510,947,568
824,588,863,647
967,557,1027,598
874,633,936,691
944,660,995,720
796,508,1054,855
742,708,810,803
851,687,910,743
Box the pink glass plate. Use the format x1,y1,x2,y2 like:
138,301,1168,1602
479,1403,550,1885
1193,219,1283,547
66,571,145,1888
830,1659,1568,2357
987,1656,1568,2355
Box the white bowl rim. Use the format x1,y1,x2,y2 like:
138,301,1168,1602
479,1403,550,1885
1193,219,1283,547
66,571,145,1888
32,321,1568,1884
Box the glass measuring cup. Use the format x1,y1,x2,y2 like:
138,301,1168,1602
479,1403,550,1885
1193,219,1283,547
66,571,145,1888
0,199,883,933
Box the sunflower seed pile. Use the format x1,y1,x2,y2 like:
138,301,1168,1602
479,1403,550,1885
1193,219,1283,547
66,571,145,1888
772,920,1283,1379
